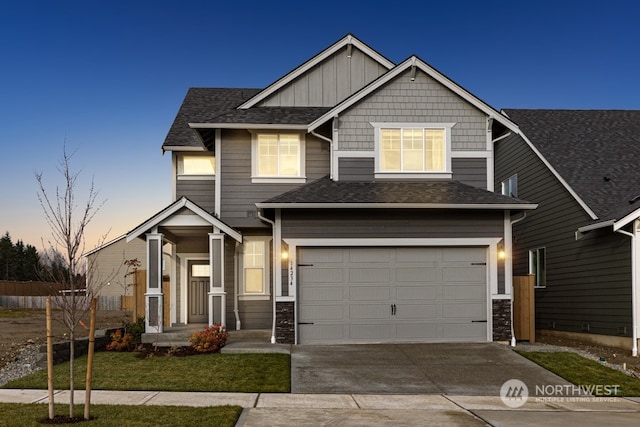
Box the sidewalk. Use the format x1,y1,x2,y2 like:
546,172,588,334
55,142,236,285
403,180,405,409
1,389,639,426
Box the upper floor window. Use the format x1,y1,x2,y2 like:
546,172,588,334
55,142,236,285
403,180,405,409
372,123,454,179
251,133,306,183
529,247,546,288
502,174,518,198
177,154,215,179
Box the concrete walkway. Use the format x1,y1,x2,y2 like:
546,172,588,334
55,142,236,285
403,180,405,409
1,389,639,426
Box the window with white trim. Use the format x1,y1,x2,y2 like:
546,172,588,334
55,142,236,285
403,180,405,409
529,247,546,288
177,154,215,178
241,237,271,299
373,123,453,178
501,174,518,198
252,133,305,182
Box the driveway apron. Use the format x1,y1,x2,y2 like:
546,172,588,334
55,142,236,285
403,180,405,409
291,343,573,395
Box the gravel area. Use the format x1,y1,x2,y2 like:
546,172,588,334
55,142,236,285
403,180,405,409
0,344,43,387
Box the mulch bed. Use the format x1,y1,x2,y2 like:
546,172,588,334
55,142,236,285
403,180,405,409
135,343,200,358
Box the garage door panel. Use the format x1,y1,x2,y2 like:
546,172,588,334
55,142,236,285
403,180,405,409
443,266,485,283
349,323,394,340
349,286,391,301
396,323,438,340
349,248,390,263
300,304,344,321
395,304,438,319
300,286,343,302
396,285,438,301
300,324,343,342
443,247,485,262
349,303,392,320
443,322,487,340
396,267,437,282
349,268,390,283
300,248,343,263
299,268,344,284
443,284,485,300
443,303,485,319
396,248,439,262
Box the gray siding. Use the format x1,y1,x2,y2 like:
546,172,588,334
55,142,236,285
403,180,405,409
176,180,215,212
452,158,487,189
259,46,388,107
337,69,487,151
338,157,374,181
281,209,504,239
494,133,632,336
220,129,330,228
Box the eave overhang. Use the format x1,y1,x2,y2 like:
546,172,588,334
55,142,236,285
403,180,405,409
256,202,538,210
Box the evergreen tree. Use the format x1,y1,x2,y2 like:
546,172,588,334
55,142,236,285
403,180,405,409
0,232,15,280
0,232,43,281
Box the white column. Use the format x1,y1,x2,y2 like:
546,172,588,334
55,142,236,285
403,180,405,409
633,220,639,356
145,233,164,333
208,233,226,326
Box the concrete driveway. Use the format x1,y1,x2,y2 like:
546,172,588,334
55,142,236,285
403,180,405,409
292,342,572,395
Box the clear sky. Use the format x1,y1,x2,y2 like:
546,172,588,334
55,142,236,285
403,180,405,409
1,0,639,250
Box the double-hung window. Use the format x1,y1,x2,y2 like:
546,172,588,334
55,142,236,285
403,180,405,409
373,123,453,178
252,133,305,183
529,247,546,288
241,237,271,299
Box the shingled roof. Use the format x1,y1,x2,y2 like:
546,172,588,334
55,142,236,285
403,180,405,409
504,109,640,221
162,88,261,150
257,176,536,209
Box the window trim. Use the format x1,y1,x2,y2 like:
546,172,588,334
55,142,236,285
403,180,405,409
501,174,518,198
176,153,216,180
372,122,454,179
250,131,306,183
529,247,546,288
240,236,272,300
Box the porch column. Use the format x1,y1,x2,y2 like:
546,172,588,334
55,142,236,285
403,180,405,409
145,233,164,333
208,233,226,326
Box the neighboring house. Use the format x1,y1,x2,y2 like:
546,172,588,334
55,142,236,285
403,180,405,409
495,109,640,356
84,235,148,298
126,34,536,344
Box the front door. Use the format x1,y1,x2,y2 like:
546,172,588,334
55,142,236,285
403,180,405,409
188,260,209,323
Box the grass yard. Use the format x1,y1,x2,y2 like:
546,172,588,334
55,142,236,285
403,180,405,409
0,308,43,318
517,351,640,396
3,351,290,392
0,403,242,427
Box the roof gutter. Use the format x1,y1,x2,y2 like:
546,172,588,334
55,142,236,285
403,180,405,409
256,202,538,210
189,123,308,130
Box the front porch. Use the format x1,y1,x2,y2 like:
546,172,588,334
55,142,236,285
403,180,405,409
141,327,289,353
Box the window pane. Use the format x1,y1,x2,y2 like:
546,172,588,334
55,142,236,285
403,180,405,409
191,264,210,277
182,156,215,175
538,248,546,287
425,129,445,171
244,241,265,268
258,135,278,175
279,135,300,176
245,268,264,293
402,128,424,171
381,129,401,171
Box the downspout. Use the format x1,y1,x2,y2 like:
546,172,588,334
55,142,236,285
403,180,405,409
616,226,638,357
509,212,528,347
257,209,277,344
310,130,334,179
233,241,241,330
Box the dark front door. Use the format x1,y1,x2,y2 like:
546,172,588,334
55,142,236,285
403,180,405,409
188,260,209,323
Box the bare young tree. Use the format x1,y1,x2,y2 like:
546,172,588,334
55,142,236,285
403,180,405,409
36,145,106,419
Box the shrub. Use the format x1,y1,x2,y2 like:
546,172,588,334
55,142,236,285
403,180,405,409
106,329,136,351
123,316,145,343
189,323,228,353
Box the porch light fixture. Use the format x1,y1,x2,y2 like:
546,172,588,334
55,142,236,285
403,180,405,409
498,249,506,260
281,250,289,261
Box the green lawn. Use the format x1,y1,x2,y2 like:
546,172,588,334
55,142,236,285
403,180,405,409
3,351,290,392
517,351,640,396
0,403,242,427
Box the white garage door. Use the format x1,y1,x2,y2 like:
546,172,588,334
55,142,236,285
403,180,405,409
297,247,488,344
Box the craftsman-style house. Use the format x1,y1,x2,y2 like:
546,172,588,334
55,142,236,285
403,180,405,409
126,34,536,344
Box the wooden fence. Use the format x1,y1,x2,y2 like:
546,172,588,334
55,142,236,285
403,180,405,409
513,275,535,342
0,280,70,296
121,270,170,325
0,295,122,310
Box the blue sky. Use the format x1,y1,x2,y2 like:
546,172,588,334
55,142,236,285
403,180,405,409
2,0,639,249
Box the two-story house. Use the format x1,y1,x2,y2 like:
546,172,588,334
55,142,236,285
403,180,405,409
125,34,536,344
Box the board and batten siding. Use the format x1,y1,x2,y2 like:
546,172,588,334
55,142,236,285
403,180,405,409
337,157,487,189
259,46,388,107
494,133,632,336
176,180,215,213
336,69,487,152
219,129,330,228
